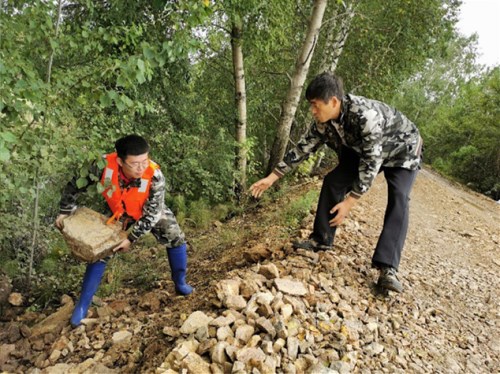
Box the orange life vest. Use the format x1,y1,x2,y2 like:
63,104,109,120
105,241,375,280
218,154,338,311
100,152,159,221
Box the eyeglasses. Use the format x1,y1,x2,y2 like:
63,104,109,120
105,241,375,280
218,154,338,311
123,159,150,170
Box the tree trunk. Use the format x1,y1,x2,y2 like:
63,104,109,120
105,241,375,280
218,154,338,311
231,22,248,191
266,0,328,175
319,1,356,74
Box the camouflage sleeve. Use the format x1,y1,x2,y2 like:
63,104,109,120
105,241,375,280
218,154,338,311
273,122,326,177
59,163,101,214
352,110,384,197
128,168,165,242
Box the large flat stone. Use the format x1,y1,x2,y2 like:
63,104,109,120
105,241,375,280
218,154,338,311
62,207,127,262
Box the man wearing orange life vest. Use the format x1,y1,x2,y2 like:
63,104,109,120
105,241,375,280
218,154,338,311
55,134,193,327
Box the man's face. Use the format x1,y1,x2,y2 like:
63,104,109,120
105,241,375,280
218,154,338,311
309,97,340,123
117,153,149,179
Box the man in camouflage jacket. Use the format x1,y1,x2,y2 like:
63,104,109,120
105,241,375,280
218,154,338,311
250,73,423,293
57,155,182,247
55,135,193,327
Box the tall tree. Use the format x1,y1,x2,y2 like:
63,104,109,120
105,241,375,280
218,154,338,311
266,0,328,174
319,0,356,73
231,21,248,190
337,0,460,98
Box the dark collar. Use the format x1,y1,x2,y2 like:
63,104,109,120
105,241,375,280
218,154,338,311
339,95,347,124
328,96,346,127
118,168,141,187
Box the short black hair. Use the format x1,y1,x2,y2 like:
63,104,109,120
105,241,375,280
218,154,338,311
115,134,150,160
305,72,344,102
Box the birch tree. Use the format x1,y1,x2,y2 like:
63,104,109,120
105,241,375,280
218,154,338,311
266,0,328,174
231,18,248,190
319,0,356,73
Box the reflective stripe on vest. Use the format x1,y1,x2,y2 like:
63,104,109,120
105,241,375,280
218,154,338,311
100,152,159,221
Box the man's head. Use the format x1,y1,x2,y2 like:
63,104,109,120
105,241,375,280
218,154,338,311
305,73,344,123
115,134,150,179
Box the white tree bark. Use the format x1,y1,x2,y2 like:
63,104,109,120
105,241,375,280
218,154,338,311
267,0,328,174
231,22,248,190
319,1,356,73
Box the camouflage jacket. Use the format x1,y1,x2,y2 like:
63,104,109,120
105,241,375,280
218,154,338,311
59,158,166,243
274,94,423,197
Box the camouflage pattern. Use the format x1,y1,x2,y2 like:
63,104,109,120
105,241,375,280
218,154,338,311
274,94,423,197
59,157,185,248
151,208,186,248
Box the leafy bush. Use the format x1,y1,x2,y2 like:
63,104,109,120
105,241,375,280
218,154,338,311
187,199,213,230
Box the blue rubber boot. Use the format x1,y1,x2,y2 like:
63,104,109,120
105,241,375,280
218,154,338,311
70,260,107,327
167,243,193,295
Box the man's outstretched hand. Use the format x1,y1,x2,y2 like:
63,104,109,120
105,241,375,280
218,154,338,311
249,173,280,198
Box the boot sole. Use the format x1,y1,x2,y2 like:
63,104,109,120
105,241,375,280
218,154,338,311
292,241,332,252
378,281,403,293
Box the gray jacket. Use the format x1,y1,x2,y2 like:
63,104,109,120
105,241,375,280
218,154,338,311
274,94,423,197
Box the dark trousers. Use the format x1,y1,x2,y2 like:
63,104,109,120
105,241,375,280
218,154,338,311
311,146,418,270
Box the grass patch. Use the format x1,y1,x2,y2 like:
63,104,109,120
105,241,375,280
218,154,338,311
1,259,20,279
279,189,319,228
98,257,126,297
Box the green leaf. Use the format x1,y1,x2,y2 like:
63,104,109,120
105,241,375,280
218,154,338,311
121,95,134,108
136,70,146,84
143,45,155,60
96,183,105,193
76,177,87,189
108,90,119,101
79,166,89,178
117,75,128,87
100,93,112,107
116,99,126,112
0,146,10,162
137,59,145,72
0,132,17,143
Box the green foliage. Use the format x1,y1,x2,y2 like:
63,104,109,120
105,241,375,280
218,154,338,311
1,260,21,280
438,68,500,198
187,199,216,230
131,262,161,291
296,149,325,178
29,258,84,308
335,0,459,99
167,195,188,226
393,51,499,199
280,190,319,227
98,258,125,297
